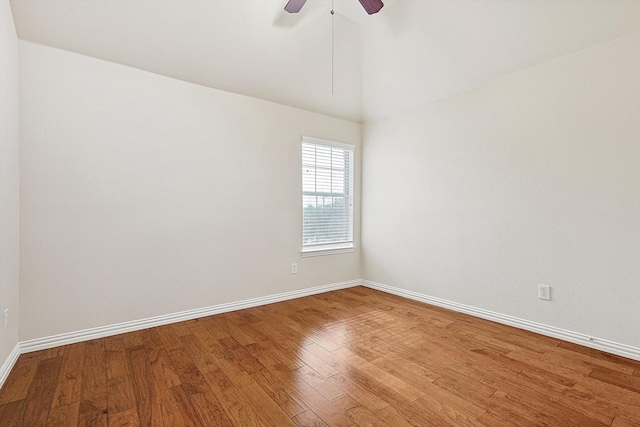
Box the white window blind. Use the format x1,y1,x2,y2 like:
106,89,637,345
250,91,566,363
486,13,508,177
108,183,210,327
302,137,354,252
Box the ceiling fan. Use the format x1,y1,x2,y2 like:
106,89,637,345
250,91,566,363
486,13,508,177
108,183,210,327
285,0,384,15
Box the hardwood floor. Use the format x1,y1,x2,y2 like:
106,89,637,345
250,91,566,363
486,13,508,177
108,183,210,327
1,286,639,426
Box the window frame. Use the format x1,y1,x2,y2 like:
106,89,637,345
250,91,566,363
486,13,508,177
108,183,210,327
300,136,355,257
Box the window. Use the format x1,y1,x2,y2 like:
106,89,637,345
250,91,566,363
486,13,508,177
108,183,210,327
302,137,354,256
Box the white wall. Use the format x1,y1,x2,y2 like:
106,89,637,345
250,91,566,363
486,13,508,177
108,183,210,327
19,41,361,341
0,1,20,362
362,33,640,348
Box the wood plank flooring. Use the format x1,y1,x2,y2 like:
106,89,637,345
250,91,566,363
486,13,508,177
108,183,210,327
1,286,639,426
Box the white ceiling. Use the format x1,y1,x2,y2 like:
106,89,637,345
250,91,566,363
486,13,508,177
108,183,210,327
9,0,640,123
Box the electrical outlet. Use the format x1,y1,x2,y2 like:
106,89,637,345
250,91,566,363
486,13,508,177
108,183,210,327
291,263,298,274
538,284,551,301
3,309,8,330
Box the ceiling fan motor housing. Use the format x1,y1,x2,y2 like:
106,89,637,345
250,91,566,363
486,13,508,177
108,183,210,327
285,0,384,15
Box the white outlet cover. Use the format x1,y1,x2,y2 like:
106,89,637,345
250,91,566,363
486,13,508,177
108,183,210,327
538,285,551,301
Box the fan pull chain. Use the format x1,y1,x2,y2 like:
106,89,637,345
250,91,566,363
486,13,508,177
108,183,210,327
331,0,334,95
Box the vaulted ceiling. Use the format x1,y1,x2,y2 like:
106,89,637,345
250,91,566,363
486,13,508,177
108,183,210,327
9,0,640,122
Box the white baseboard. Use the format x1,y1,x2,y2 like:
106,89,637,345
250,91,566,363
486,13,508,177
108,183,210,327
3,277,638,390
0,343,21,389
362,280,640,362
20,280,360,354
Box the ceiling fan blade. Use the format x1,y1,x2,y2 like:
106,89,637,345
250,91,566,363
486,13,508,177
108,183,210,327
358,0,384,15
284,0,308,13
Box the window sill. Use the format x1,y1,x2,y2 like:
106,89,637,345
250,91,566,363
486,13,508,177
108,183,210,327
300,245,356,257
